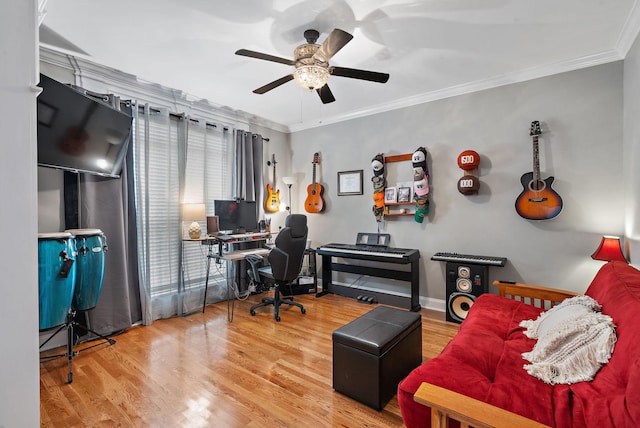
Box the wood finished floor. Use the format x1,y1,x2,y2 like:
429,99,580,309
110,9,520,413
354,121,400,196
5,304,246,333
40,293,459,427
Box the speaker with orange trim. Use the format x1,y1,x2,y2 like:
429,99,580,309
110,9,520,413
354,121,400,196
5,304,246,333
445,262,489,323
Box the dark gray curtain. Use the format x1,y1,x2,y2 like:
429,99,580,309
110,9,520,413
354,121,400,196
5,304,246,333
232,131,264,294
235,130,263,206
64,102,141,337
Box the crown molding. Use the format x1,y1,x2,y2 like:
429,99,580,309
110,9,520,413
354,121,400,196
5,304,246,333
38,45,289,134
616,0,640,57
40,40,628,136
288,49,623,133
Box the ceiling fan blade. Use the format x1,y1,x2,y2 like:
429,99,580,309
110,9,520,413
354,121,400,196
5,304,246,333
235,49,295,66
316,85,336,104
253,75,294,94
330,66,389,83
312,29,353,63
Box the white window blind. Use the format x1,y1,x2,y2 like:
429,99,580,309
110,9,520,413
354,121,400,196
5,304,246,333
134,106,235,319
181,120,233,293
134,108,181,301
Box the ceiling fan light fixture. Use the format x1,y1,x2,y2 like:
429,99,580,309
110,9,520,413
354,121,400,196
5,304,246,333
293,64,329,90
236,28,387,101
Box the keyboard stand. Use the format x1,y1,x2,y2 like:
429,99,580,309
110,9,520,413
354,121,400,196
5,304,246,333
317,247,421,311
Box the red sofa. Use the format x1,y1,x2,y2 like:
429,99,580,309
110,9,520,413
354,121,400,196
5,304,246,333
398,261,640,428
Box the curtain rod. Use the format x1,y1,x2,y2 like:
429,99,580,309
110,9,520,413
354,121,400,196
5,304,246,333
248,132,269,142
136,103,232,131
136,103,265,138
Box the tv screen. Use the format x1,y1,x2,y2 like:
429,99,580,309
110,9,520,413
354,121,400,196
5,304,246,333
214,200,259,234
37,74,133,178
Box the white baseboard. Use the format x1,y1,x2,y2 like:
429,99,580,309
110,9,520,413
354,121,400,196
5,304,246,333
420,296,446,313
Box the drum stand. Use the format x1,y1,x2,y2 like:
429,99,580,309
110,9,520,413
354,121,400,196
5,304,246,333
39,309,115,384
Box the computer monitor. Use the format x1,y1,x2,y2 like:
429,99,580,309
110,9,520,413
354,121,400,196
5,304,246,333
214,200,259,234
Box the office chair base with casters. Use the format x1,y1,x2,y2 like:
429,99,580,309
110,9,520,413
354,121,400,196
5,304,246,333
249,287,306,322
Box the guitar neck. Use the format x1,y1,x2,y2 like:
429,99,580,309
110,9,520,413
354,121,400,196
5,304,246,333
271,155,277,187
312,163,316,186
532,136,540,182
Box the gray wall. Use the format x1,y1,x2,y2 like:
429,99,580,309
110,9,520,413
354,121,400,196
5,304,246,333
291,62,626,301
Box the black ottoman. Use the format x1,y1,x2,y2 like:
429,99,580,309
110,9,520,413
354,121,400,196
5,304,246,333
332,306,422,410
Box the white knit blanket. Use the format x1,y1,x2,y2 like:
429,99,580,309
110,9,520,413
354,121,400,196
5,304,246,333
519,295,617,385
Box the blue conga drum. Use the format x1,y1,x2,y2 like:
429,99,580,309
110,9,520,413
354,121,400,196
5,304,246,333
38,232,76,330
65,229,107,312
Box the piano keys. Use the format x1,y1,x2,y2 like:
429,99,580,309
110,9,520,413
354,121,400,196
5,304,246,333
318,243,420,263
431,252,507,267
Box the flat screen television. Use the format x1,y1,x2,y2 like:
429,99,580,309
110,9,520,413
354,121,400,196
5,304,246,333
214,200,259,234
37,74,133,178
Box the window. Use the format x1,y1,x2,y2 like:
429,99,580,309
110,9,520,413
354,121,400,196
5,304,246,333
133,106,234,319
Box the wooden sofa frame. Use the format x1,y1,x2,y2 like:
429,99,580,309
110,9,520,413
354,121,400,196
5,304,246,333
412,280,580,428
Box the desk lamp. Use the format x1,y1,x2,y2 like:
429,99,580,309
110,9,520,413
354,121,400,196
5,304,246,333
591,236,628,263
182,203,206,239
282,176,296,214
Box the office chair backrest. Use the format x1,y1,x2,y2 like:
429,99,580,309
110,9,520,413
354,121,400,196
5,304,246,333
269,214,308,283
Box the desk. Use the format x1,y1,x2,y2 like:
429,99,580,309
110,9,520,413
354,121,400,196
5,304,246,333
222,248,270,261
220,247,270,321
182,232,271,320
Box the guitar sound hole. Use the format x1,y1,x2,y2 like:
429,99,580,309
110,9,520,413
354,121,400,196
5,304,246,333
528,180,546,192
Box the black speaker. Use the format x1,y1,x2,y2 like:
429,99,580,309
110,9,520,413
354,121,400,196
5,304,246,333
445,262,489,323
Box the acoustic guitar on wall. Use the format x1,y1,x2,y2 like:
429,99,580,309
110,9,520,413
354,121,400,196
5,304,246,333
304,152,325,213
265,154,281,213
515,121,563,220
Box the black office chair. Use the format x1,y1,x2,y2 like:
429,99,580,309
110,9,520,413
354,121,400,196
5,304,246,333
247,214,308,321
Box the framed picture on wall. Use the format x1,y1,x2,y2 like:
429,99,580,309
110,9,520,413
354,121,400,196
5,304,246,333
384,187,397,203
338,170,363,196
397,186,411,202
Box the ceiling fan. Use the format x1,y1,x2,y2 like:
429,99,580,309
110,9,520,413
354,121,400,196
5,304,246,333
235,28,389,104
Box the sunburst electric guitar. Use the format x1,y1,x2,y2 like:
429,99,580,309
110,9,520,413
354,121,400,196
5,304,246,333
515,121,563,220
304,152,325,213
265,154,281,213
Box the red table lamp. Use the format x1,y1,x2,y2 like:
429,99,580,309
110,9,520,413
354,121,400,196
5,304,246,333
591,236,628,263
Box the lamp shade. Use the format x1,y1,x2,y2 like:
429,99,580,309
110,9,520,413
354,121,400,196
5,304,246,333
591,236,627,262
282,176,296,185
182,203,206,239
182,203,206,221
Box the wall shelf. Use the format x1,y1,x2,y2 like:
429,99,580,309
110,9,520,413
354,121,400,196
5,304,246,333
385,201,414,216
384,212,414,217
385,202,414,206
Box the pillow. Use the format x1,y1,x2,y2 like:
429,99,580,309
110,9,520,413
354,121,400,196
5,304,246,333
519,295,617,385
520,295,601,339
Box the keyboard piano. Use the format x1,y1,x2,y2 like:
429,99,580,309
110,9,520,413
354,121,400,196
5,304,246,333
317,243,420,263
317,243,421,311
431,252,507,266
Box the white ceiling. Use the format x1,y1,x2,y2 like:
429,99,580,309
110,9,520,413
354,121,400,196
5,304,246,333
39,0,640,132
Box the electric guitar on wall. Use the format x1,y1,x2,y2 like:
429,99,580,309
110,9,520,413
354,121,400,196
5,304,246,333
515,121,563,220
304,152,325,213
265,154,281,213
